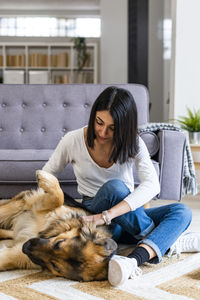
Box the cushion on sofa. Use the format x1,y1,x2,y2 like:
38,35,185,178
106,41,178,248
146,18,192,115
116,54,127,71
0,146,159,185
139,131,159,156
0,149,76,182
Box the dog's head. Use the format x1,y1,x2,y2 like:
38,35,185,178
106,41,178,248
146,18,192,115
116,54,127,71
22,220,117,281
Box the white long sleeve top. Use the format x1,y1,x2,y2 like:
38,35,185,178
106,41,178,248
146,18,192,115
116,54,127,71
42,127,160,211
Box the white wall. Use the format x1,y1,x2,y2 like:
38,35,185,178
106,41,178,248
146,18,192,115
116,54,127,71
100,0,128,83
170,0,200,120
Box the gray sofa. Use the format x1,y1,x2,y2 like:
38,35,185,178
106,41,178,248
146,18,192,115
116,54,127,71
0,84,186,200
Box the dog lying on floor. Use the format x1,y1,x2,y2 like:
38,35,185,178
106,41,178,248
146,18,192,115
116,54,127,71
0,170,117,281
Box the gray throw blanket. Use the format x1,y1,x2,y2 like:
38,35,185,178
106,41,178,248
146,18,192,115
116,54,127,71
138,123,197,196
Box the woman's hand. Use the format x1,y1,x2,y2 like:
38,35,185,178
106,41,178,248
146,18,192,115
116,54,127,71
80,200,131,227
80,213,105,226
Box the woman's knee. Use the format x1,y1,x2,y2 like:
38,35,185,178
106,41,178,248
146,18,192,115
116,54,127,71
171,202,192,223
102,179,130,198
90,179,131,212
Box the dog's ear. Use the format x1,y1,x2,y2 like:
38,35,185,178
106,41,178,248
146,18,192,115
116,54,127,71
39,222,72,238
80,222,96,241
79,222,117,254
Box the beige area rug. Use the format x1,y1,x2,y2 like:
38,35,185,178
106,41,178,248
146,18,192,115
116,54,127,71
0,195,199,300
0,252,199,300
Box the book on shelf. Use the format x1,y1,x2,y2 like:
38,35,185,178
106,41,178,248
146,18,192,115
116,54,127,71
52,74,70,84
29,53,48,67
3,70,24,84
83,52,93,67
73,71,93,83
51,52,70,68
6,54,25,67
50,55,57,67
52,71,93,84
29,71,49,84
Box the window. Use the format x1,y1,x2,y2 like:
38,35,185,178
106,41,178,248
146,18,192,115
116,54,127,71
0,17,101,37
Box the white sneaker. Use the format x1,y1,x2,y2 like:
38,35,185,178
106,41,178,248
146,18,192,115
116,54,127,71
108,255,142,286
168,232,200,258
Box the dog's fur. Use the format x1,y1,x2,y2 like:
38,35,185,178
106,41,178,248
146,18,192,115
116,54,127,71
0,170,117,281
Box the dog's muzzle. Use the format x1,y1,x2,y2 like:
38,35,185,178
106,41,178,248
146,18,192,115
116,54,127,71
23,238,48,252
22,238,49,267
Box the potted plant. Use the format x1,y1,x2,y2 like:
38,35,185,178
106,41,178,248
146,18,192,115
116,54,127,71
72,37,89,71
176,107,200,144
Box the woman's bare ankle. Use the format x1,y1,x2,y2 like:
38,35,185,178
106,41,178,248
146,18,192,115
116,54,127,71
138,243,156,260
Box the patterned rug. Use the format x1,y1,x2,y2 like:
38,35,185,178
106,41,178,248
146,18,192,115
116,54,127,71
0,252,199,300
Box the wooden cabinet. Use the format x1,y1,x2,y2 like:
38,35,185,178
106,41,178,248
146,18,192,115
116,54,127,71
0,42,98,84
190,144,200,170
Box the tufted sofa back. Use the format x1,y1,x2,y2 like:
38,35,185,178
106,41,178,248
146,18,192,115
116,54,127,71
0,84,149,150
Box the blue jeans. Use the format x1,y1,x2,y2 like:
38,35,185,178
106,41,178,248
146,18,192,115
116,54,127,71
82,179,192,263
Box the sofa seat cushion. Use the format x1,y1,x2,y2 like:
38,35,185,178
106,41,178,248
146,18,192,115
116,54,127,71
0,150,159,189
0,149,76,182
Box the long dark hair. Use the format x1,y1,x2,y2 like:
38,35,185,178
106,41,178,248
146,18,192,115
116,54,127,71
87,86,139,164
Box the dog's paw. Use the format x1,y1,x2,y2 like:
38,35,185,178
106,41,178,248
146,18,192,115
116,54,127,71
36,170,54,180
36,170,59,191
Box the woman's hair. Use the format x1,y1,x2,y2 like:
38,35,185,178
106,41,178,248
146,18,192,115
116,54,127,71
87,86,139,164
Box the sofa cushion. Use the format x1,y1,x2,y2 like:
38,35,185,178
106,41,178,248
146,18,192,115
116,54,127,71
0,149,51,161
0,149,159,186
0,149,76,182
0,84,149,150
139,132,159,156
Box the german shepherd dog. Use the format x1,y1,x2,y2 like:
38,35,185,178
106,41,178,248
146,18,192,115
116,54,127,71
0,170,117,281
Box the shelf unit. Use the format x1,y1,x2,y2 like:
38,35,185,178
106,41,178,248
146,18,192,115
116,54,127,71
0,42,98,84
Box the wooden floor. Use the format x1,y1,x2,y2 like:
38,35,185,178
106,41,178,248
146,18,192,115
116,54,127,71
150,194,200,232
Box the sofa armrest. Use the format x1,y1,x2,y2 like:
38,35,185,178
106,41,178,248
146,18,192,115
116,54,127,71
157,130,186,201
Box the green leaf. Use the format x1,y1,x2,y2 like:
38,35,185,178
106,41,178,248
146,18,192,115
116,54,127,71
175,107,200,132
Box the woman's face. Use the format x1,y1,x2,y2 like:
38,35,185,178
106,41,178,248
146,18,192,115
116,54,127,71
94,110,114,145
